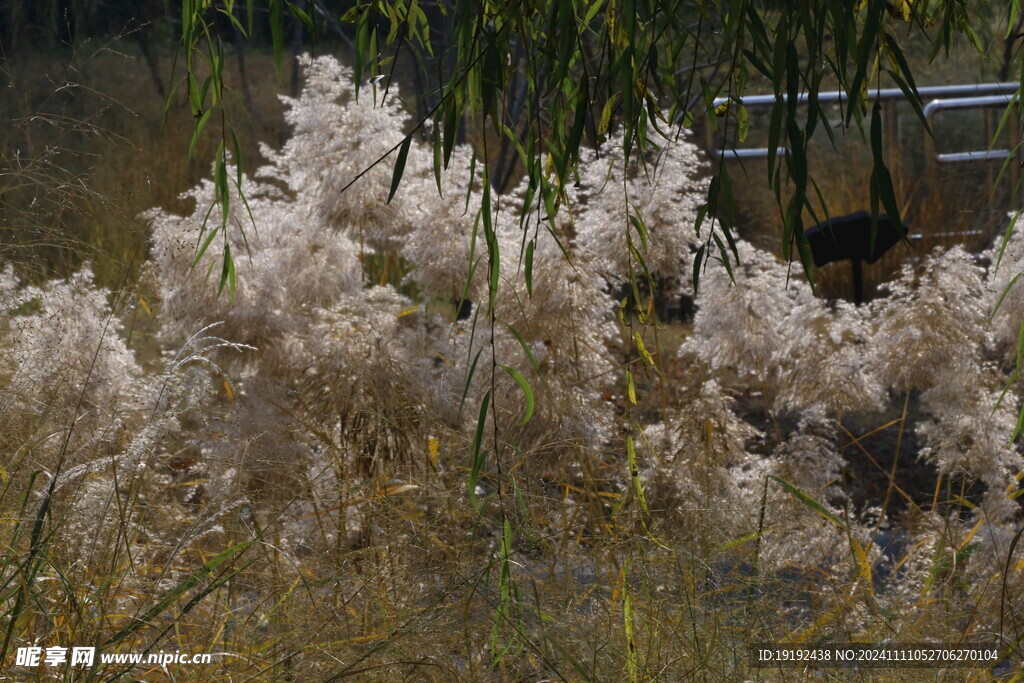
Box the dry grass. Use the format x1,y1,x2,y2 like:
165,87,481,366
0,36,287,289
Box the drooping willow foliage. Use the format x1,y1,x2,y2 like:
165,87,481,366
174,0,1015,287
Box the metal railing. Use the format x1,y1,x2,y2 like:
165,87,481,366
704,82,1022,248
920,94,1019,189
708,83,1020,175
711,82,1018,110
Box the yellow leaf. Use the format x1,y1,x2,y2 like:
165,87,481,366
633,332,655,367
850,537,874,595
427,436,440,466
383,484,419,496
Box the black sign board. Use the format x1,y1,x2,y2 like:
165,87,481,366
805,211,907,303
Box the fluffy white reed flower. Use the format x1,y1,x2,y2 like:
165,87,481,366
399,144,486,303
682,238,817,381
774,299,885,416
572,129,709,286
657,365,759,470
638,365,761,537
146,167,363,357
0,265,138,434
773,411,847,494
916,370,1020,514
260,54,429,257
871,246,987,393
985,212,1024,356
484,176,621,448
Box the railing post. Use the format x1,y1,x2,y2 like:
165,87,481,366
924,108,937,192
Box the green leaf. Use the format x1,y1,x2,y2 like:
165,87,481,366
848,0,884,124
104,542,253,646
468,391,491,510
465,148,478,214
598,93,620,137
442,98,459,168
432,127,444,197
712,232,734,282
623,563,638,683
481,175,500,307
458,349,482,419
715,530,765,554
193,208,220,268
188,109,212,159
230,129,244,194
500,365,535,425
524,239,535,297
214,141,229,219
217,243,236,301
766,95,784,184
503,323,540,375
628,211,649,251
286,1,314,33
354,7,372,94
885,37,929,134
182,0,195,48
633,331,655,368
994,212,1021,275
627,237,653,286
584,0,606,25
768,474,847,530
692,243,706,294
991,273,1022,321
994,367,1021,416
388,134,413,204
626,435,649,517
720,222,740,266
870,102,903,241
1016,319,1024,370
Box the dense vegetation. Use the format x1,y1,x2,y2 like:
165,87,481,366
4,1,1024,680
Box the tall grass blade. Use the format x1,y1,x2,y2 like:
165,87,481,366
104,541,253,646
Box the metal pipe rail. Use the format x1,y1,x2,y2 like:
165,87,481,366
704,83,1021,249
711,82,1019,109
708,82,1020,165
921,94,1017,166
